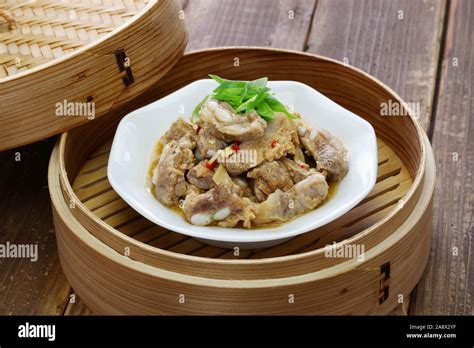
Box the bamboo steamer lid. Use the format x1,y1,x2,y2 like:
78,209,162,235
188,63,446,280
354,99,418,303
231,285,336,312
0,0,187,151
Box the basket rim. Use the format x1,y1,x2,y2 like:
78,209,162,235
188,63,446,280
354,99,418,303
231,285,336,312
49,130,436,287
56,47,428,266
0,0,158,84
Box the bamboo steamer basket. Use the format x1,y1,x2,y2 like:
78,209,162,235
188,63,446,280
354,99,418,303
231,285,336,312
0,0,187,151
48,48,436,315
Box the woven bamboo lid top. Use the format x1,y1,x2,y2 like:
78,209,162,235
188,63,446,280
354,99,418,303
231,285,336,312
0,0,149,78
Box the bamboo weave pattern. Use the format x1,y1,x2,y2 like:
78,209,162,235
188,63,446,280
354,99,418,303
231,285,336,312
0,0,149,77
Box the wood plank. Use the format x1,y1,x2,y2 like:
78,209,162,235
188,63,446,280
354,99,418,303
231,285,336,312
0,138,71,314
183,0,317,51
306,0,448,316
306,0,447,131
410,0,473,315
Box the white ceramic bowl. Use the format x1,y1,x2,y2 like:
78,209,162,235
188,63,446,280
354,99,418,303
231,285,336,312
108,79,377,249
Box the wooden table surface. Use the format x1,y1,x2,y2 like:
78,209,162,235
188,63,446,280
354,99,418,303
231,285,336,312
0,0,472,316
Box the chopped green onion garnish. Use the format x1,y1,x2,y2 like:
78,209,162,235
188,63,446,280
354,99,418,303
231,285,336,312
192,75,296,122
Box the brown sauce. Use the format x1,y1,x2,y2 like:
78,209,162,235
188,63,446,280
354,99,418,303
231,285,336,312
171,205,185,218
326,180,339,201
147,141,163,178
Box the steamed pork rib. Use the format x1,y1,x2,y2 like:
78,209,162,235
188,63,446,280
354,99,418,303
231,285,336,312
159,118,195,146
231,176,256,201
187,160,215,190
253,173,328,225
200,99,267,142
248,161,294,202
152,136,196,206
182,184,256,228
186,183,203,196
149,118,195,171
297,122,348,181
293,145,306,163
195,120,227,159
223,113,300,176
279,157,316,183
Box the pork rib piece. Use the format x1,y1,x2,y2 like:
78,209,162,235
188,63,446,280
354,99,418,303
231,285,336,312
223,113,300,176
253,173,328,225
159,118,195,146
247,161,294,202
187,160,215,190
182,184,256,228
152,136,196,207
231,176,256,201
279,157,317,183
195,120,227,159
200,99,267,142
297,122,348,181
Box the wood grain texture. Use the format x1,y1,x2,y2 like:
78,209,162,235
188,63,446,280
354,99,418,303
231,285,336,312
306,0,449,315
389,296,410,316
63,296,95,316
410,0,473,315
0,139,71,315
306,0,446,131
183,0,316,51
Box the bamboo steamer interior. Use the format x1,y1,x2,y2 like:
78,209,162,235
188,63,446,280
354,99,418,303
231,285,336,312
49,48,436,314
0,0,187,151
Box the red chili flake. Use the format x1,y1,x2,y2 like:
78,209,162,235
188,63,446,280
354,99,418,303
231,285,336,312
205,161,217,171
232,143,240,152
299,164,306,169
271,140,279,148
195,125,201,134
